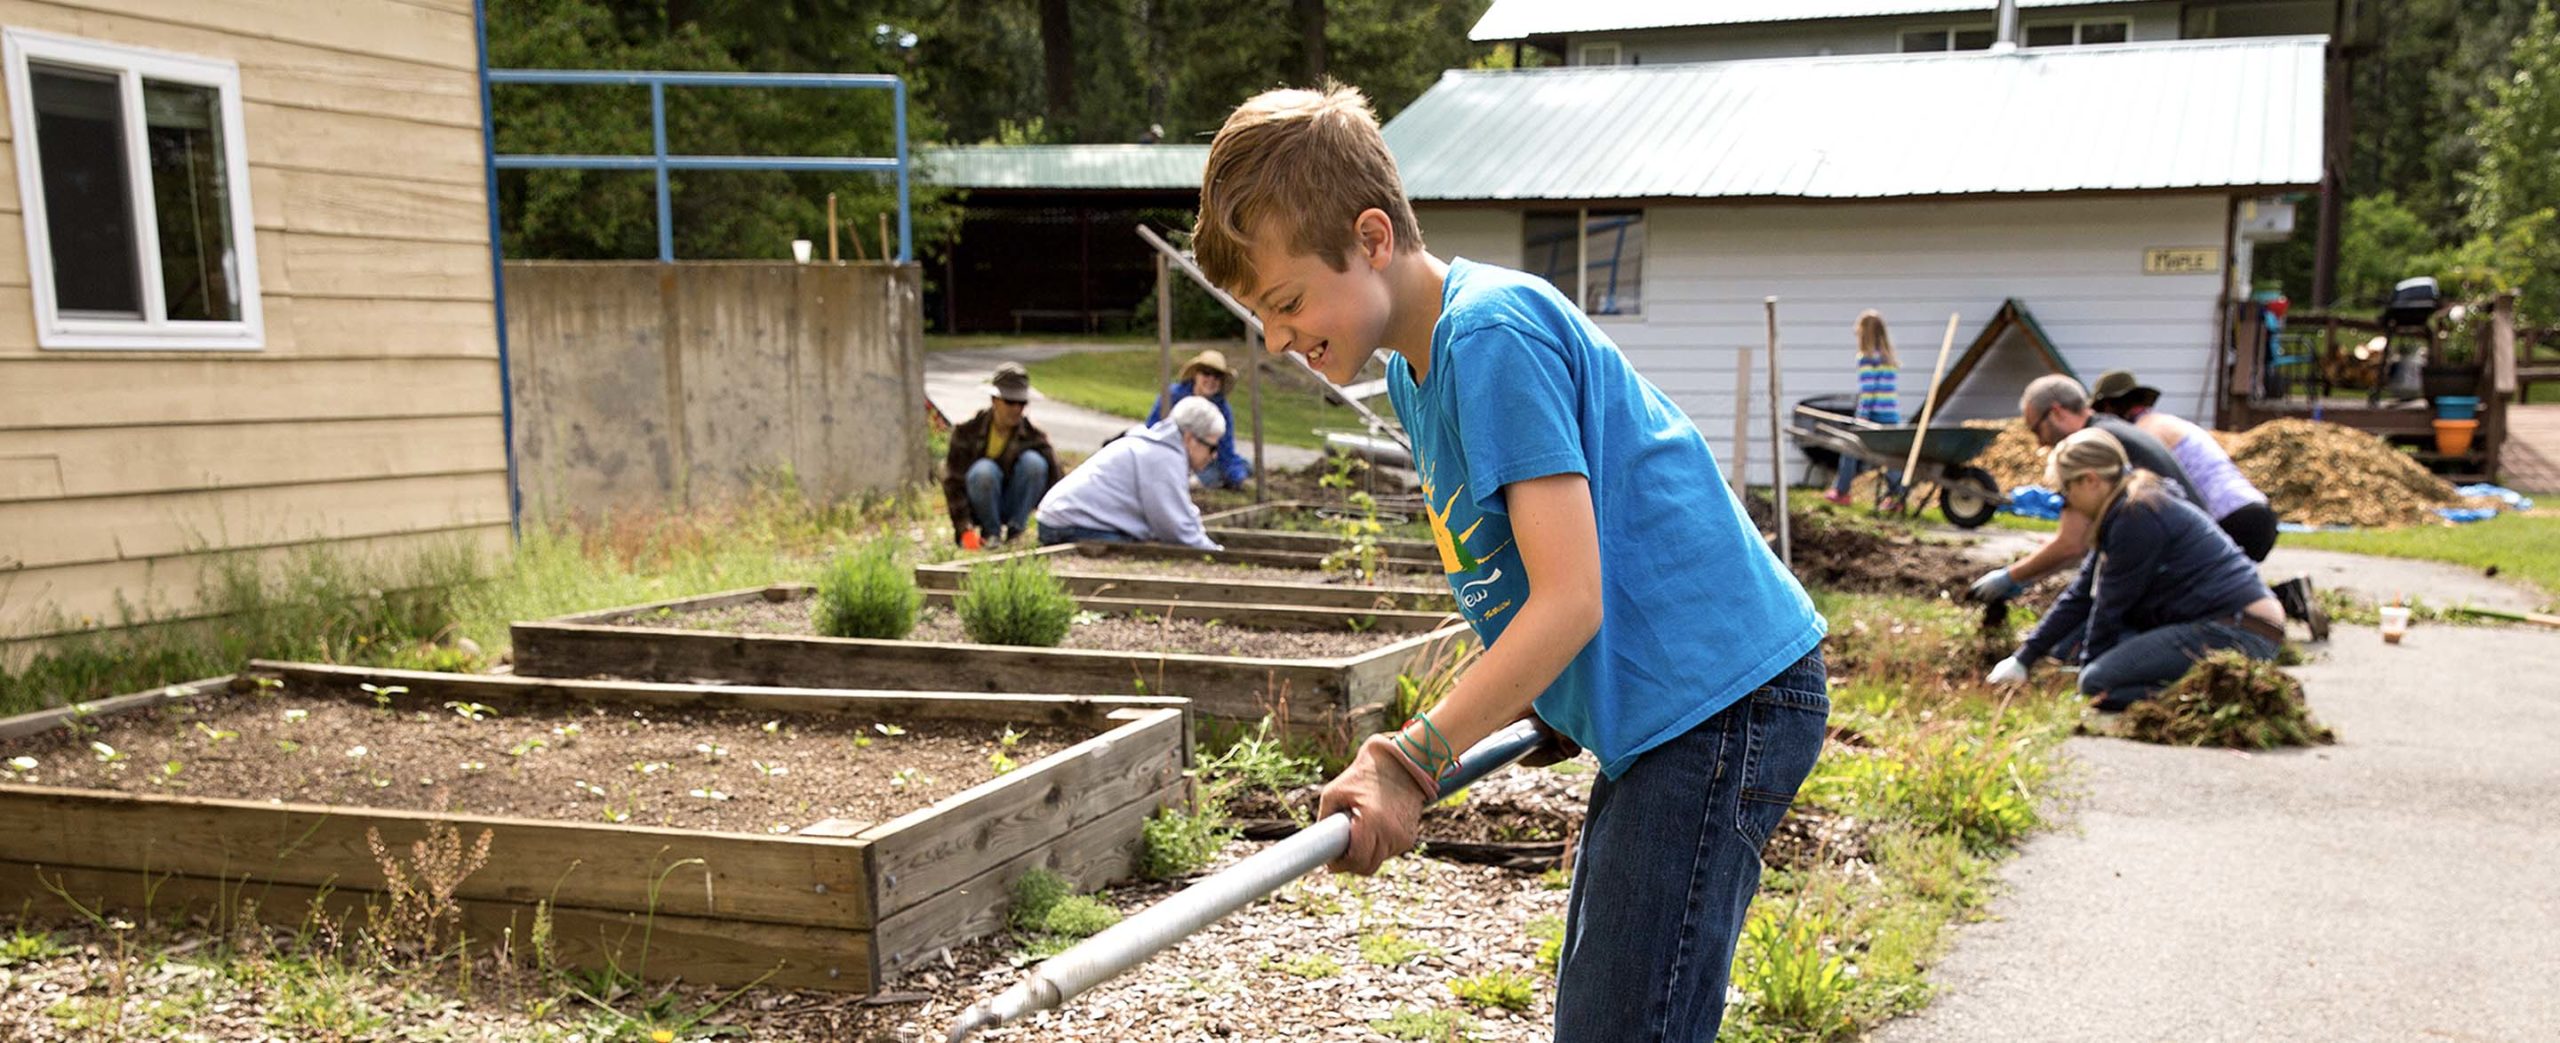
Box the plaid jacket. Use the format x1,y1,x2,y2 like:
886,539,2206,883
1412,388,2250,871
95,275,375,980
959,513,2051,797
942,408,1054,538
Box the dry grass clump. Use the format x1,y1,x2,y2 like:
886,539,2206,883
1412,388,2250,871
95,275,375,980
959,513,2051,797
2118,650,2336,749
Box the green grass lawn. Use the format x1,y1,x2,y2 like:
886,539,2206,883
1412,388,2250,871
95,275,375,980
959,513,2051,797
2281,510,2558,608
1028,347,1388,451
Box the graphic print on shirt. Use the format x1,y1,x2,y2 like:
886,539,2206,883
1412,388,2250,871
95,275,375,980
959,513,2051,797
1418,456,1520,626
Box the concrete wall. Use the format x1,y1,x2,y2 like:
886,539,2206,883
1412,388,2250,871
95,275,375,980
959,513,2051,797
505,262,926,520
1418,195,2234,481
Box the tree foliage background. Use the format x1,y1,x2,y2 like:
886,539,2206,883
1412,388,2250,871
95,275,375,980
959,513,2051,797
489,0,1494,262
2263,0,2560,319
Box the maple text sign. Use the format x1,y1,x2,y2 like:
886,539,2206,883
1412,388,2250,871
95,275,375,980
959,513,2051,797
2143,247,2223,275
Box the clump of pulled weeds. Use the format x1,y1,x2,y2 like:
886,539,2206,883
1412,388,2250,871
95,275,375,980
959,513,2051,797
2118,650,2337,749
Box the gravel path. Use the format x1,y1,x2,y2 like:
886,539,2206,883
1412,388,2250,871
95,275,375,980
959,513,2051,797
1872,619,2560,1043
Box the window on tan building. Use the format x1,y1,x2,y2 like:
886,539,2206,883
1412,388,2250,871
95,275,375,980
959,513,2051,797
4,28,262,350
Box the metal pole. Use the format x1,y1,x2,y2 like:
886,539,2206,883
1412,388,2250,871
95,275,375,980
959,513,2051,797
1250,324,1265,503
945,721,1550,1042
1730,349,1751,501
650,80,672,263
1765,298,1789,568
894,78,912,263
1155,252,1172,415
473,0,520,537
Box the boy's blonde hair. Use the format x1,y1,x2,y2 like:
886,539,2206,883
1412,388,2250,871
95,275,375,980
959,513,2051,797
1193,83,1424,296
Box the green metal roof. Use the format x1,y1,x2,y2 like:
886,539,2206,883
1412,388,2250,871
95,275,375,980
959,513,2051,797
1383,37,2325,201
1471,0,2156,39
919,144,1208,191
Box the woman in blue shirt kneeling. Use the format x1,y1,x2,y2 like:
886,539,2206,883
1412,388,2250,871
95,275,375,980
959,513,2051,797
1988,427,2287,710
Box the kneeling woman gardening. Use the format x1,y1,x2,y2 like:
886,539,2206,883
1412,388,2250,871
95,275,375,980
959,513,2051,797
1989,428,2287,709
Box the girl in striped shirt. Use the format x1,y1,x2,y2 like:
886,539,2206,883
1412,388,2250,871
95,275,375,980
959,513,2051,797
1826,309,1907,510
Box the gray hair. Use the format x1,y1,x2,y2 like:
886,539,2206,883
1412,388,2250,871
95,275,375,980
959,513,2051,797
1169,395,1226,445
2020,374,2089,420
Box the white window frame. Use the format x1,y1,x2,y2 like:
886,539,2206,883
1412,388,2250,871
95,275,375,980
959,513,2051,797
2022,18,2133,46
1900,23,1997,52
1579,41,1622,66
4,28,264,351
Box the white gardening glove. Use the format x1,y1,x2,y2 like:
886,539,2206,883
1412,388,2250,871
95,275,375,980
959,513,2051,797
1970,566,2022,603
1986,656,2030,686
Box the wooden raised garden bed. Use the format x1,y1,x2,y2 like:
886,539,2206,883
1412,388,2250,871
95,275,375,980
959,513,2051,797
511,573,1470,744
1201,499,1436,563
0,663,1188,993
916,541,1452,613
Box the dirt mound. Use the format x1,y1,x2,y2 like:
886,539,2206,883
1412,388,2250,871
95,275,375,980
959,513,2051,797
2217,419,2461,528
2118,650,2336,749
1788,508,1988,600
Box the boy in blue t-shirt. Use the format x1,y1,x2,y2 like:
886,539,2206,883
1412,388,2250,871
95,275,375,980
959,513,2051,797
1193,85,1830,1041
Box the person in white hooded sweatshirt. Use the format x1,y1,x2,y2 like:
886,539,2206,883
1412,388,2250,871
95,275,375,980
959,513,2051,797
1033,396,1226,551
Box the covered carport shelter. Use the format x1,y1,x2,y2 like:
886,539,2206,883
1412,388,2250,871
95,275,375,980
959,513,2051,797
920,144,1208,334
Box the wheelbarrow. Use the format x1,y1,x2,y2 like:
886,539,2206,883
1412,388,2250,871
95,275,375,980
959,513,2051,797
1789,402,2008,528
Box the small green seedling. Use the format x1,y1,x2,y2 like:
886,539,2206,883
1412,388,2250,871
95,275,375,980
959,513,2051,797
89,741,124,764
360,683,407,709
444,701,499,722
194,722,238,743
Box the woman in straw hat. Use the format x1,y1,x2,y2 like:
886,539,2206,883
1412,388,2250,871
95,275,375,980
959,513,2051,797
1987,427,2287,709
1146,349,1251,489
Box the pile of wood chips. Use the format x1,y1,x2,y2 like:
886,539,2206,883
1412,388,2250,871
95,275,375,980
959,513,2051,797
1958,417,2468,529
2216,418,2463,528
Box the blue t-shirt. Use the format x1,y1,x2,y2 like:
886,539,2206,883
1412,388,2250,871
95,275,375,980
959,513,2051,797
1387,259,1826,778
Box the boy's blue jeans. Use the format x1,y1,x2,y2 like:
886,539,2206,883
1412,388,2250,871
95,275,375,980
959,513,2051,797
963,454,1048,541
1555,647,1829,1042
2080,619,2279,711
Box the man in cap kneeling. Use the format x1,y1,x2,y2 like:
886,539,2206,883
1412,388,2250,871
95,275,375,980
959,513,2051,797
943,362,1054,547
1034,396,1227,551
1145,349,1253,489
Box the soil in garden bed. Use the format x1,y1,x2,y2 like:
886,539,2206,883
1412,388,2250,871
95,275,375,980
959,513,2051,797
665,600,1412,659
1053,554,1443,588
3,682,1079,834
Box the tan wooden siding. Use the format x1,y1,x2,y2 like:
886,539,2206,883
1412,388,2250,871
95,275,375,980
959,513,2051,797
0,416,506,501
61,0,478,71
3,471,511,573
0,358,503,427
0,3,478,126
1,524,513,646
0,0,510,647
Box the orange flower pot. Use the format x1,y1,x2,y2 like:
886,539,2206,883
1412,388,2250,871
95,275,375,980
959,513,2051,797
2433,418,2478,456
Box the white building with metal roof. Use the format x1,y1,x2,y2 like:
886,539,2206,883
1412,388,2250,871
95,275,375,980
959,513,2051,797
1385,35,2322,466
1471,0,2328,67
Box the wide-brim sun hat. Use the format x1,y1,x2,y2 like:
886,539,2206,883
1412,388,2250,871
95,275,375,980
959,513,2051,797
1178,349,1232,384
2089,369,2161,410
980,361,1041,403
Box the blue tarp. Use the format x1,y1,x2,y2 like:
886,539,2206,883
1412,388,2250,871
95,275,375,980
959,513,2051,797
2437,484,2535,523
